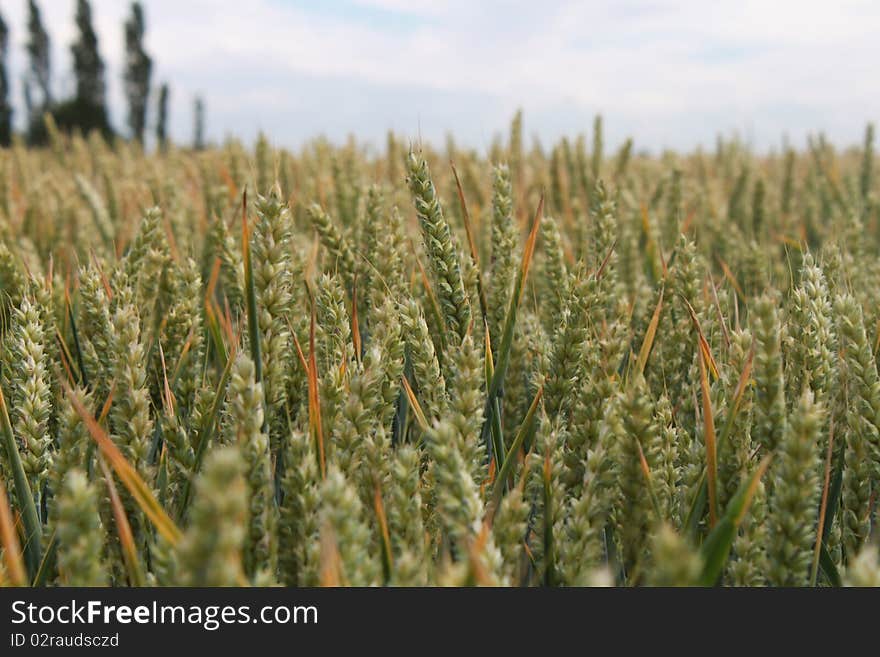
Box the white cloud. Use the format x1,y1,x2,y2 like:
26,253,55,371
2,0,879,151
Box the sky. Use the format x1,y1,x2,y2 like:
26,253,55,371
1,0,879,153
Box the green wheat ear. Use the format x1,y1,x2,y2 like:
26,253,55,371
406,150,471,347
834,293,879,559
56,468,107,587
752,292,786,455
319,466,381,586
120,208,172,341
2,296,52,510
613,376,658,580
177,447,248,587
222,351,277,580
251,192,294,444
767,389,822,586
646,524,701,587
388,445,428,585
785,253,836,408
307,203,357,284
538,216,568,335
76,264,114,401
204,213,244,312
446,333,486,487
425,419,492,557
492,482,528,582
488,163,517,350
108,289,154,478
401,298,447,425
278,428,320,587
159,256,204,416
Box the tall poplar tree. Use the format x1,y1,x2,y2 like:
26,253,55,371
156,82,169,151
124,2,151,143
193,96,205,150
72,0,105,109
25,0,52,121
0,10,11,146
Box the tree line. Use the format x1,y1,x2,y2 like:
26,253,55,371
0,0,205,149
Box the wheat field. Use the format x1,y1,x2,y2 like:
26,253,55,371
0,113,879,587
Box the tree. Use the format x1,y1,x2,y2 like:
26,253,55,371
22,80,33,124
156,82,169,151
124,2,151,143
24,0,112,144
0,10,11,146
72,0,105,109
193,96,205,150
51,0,114,140
25,0,52,118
